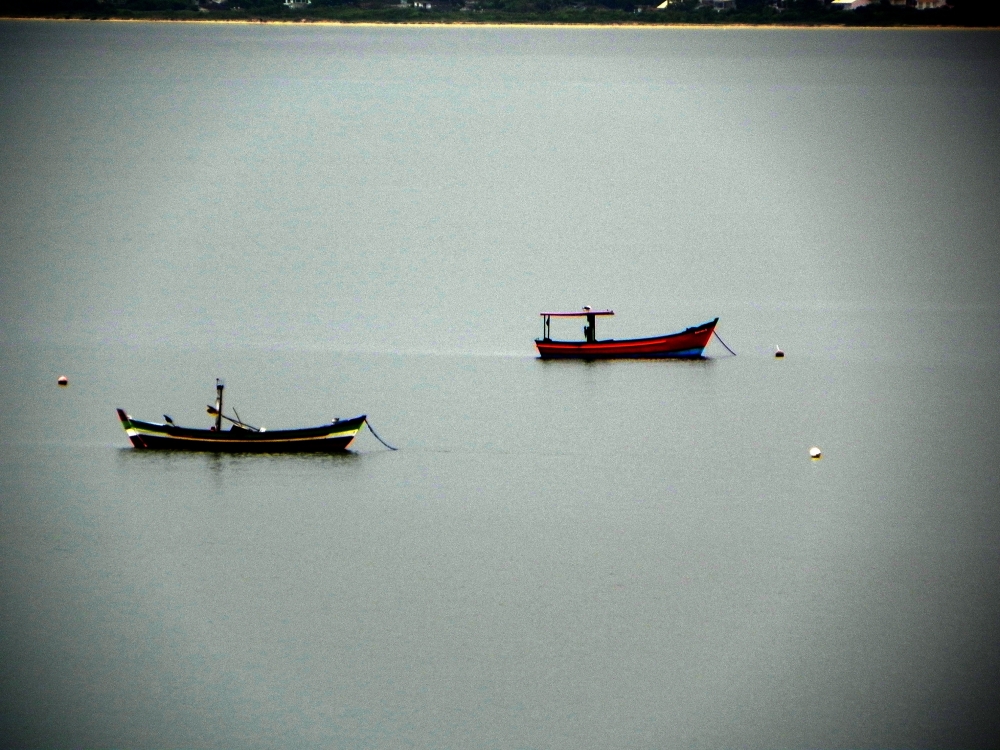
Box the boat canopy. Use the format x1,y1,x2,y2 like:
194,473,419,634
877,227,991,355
539,309,614,317
539,307,614,343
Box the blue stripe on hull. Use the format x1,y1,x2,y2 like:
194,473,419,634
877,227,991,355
640,347,706,359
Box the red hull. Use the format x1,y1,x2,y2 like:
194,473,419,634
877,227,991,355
535,318,718,359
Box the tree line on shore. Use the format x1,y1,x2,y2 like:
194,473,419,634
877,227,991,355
1,0,997,25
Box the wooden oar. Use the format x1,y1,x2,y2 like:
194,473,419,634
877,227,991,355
206,405,260,432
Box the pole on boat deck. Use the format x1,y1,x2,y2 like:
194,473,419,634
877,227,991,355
543,315,550,341
215,379,224,432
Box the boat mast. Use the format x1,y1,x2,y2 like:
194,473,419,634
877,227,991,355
215,379,224,431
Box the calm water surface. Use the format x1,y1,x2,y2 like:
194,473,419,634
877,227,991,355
1,21,999,749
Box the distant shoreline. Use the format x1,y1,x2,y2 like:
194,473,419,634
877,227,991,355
2,16,997,29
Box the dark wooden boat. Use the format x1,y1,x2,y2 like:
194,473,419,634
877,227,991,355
535,308,719,359
116,379,367,452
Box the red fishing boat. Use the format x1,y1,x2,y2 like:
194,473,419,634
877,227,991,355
535,308,719,359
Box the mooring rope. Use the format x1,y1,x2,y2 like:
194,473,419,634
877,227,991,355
713,330,737,356
365,418,398,451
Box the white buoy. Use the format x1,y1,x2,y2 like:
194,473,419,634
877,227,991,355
809,446,822,459
57,375,69,386
775,346,784,358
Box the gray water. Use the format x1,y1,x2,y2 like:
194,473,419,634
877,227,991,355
1,21,999,749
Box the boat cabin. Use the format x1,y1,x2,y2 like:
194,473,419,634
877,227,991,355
539,306,614,343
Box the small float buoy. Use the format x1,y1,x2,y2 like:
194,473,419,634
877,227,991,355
809,446,822,459
774,346,784,358
57,375,69,386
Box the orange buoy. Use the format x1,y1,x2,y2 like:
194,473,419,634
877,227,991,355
57,375,69,386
